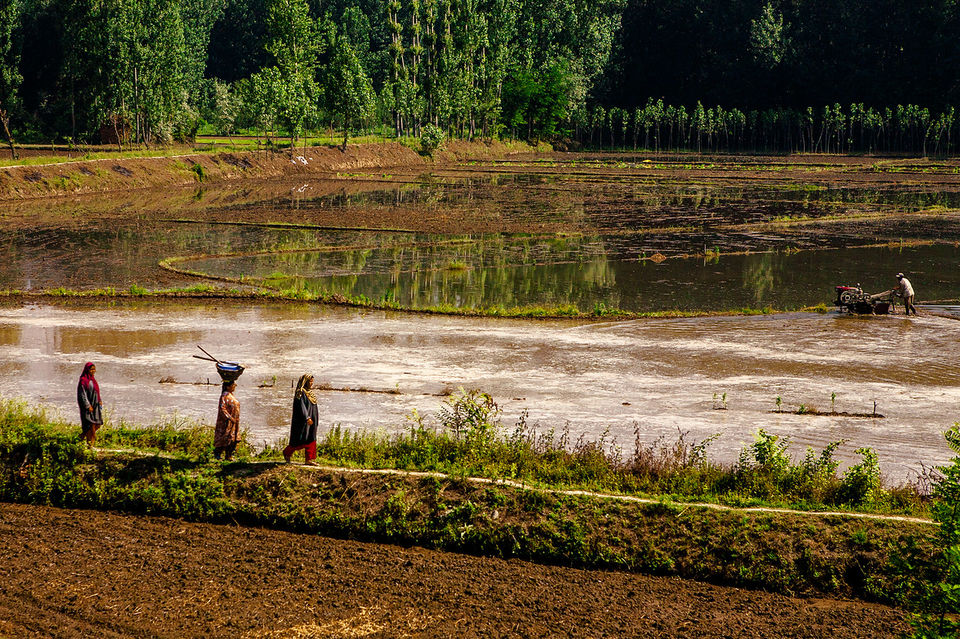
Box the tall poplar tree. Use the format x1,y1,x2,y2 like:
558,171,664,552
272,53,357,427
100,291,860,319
324,32,376,149
0,0,22,157
252,0,321,146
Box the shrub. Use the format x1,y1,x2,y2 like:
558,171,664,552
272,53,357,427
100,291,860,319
907,425,960,637
420,124,446,155
839,448,883,507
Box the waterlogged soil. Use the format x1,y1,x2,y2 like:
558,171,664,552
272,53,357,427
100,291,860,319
2,152,960,312
1,152,960,472
0,502,910,638
2,299,959,480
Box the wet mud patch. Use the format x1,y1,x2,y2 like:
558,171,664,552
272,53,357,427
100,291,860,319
771,409,885,419
220,153,253,170
0,152,959,312
111,164,133,177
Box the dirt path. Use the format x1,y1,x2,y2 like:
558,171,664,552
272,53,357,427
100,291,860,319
92,448,938,526
0,502,909,638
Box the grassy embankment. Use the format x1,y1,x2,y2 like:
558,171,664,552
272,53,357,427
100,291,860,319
0,136,546,169
0,283,819,320
0,393,948,608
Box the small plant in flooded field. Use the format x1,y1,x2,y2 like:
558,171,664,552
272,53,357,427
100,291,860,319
775,396,782,413
797,404,808,414
831,392,837,413
592,301,614,316
712,392,727,410
128,284,148,296
438,388,500,460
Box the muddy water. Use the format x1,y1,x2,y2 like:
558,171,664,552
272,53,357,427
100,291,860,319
4,172,960,303
1,300,958,480
186,241,960,312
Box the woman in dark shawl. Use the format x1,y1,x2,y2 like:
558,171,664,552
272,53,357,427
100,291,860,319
77,362,103,447
214,380,240,461
283,374,319,465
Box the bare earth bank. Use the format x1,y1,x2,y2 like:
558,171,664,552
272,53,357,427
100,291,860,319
0,502,908,638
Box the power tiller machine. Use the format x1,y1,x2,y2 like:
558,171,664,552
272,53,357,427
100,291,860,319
834,284,893,314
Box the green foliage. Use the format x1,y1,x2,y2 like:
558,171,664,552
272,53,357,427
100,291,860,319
322,31,375,148
0,0,22,155
907,424,960,637
204,79,239,137
838,448,883,507
750,2,790,69
437,389,500,460
502,61,572,141
419,123,446,154
255,0,322,143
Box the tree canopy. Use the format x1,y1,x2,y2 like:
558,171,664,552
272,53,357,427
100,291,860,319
7,0,960,153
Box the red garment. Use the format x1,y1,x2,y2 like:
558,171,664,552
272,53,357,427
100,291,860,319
283,441,317,462
79,362,101,403
214,391,240,448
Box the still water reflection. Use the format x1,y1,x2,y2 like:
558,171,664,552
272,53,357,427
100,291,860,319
185,241,960,312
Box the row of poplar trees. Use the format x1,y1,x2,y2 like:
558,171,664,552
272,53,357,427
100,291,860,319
3,0,621,146
4,0,960,153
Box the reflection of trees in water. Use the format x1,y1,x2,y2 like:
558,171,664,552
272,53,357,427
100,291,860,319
316,250,619,310
181,227,960,313
742,253,777,304
242,235,610,280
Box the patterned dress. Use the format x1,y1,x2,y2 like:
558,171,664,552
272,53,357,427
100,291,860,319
214,391,240,448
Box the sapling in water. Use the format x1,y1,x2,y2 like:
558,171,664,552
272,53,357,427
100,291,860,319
713,392,728,410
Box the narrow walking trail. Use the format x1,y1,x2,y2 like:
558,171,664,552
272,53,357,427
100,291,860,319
94,446,936,525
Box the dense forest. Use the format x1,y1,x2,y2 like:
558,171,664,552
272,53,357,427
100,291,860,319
3,0,960,153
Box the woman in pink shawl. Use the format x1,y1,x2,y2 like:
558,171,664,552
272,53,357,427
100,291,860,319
77,362,103,447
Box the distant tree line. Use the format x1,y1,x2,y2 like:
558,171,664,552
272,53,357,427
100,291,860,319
4,0,960,154
577,101,960,156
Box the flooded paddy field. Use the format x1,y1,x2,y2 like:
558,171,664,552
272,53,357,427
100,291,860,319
2,152,960,478
1,299,959,480
2,153,960,311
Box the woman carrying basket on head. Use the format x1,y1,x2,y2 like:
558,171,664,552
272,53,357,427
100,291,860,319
284,374,319,465
214,380,241,461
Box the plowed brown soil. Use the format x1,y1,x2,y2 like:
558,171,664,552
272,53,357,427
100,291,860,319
0,502,909,638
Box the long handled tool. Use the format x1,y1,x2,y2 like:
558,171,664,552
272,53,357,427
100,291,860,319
196,345,223,364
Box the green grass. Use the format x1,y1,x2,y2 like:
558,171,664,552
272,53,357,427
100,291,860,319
0,284,836,320
0,393,927,515
0,396,940,604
